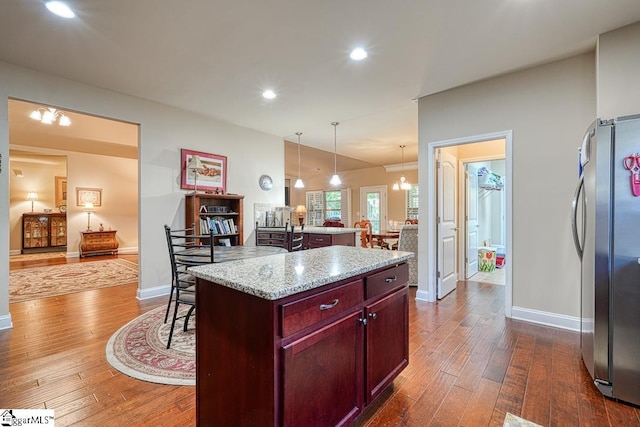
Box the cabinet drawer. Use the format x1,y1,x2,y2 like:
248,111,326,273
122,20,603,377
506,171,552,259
306,234,331,246
281,279,363,337
365,263,408,299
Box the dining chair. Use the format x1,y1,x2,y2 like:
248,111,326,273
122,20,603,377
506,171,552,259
289,224,304,251
255,221,290,249
354,220,373,248
163,224,214,349
397,224,418,286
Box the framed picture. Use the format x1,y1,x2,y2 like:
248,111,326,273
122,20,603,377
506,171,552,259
180,149,227,192
55,176,67,207
76,187,102,207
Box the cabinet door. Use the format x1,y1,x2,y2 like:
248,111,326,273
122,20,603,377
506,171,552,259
365,286,409,404
282,310,363,427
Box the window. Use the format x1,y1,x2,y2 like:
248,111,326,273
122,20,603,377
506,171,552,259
406,185,419,220
306,189,351,226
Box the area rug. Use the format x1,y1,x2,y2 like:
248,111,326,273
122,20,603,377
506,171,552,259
10,252,67,262
504,412,543,427
9,259,138,303
106,305,195,386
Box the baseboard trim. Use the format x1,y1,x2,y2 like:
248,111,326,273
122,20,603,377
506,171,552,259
415,289,431,302
9,249,20,256
137,284,170,301
0,314,13,331
118,247,138,255
511,306,580,332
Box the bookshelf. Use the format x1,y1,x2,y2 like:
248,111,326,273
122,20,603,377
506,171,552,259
185,193,244,246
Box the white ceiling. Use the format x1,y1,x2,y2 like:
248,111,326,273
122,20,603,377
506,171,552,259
1,0,640,166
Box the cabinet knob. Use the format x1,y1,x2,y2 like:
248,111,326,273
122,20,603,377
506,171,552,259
358,318,367,326
369,312,377,320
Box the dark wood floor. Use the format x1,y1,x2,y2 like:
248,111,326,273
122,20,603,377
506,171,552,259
2,255,639,426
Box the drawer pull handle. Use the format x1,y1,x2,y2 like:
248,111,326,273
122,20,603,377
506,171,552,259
319,299,340,311
314,238,324,241
385,275,397,283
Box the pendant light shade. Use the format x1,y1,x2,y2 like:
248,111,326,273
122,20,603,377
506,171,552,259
294,132,304,189
330,122,342,186
393,145,411,191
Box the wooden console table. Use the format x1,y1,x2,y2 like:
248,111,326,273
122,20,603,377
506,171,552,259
79,230,118,257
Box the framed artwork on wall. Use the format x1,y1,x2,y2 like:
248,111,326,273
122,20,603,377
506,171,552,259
180,149,227,193
76,187,102,207
55,176,67,207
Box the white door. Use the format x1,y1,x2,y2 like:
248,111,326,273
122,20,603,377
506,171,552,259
465,164,479,278
437,150,458,299
360,186,387,234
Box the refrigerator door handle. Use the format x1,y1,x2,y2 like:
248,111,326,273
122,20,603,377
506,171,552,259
571,177,584,260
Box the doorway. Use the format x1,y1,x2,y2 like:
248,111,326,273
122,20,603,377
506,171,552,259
7,98,140,275
422,131,512,318
359,185,387,233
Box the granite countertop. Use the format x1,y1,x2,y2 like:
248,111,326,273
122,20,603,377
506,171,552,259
188,246,414,300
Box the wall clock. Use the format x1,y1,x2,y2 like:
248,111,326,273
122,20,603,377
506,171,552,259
259,174,273,191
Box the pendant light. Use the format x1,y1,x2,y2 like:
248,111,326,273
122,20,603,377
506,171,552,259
329,122,342,186
294,132,304,188
393,145,411,191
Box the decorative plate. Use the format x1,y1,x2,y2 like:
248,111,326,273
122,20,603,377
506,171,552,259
259,174,273,191
59,205,67,213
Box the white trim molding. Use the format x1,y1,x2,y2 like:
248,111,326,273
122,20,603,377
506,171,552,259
0,314,13,330
136,283,171,300
383,161,418,173
415,289,430,302
511,306,580,332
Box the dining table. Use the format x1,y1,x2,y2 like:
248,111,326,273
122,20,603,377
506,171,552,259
176,245,287,265
371,230,400,249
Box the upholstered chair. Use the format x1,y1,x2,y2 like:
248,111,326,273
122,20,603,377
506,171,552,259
397,224,418,286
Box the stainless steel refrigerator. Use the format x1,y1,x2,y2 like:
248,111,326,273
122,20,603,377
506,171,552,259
572,114,640,406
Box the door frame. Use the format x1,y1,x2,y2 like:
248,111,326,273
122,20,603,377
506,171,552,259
359,185,388,233
459,156,505,280
418,130,513,319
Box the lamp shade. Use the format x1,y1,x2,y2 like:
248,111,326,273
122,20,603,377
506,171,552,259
26,192,38,201
295,205,307,215
187,155,204,171
84,202,95,210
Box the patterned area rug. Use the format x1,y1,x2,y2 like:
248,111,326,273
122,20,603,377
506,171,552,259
10,252,67,262
504,412,543,427
9,259,138,303
106,305,195,386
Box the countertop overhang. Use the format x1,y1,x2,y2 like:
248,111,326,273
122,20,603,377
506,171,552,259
189,246,414,300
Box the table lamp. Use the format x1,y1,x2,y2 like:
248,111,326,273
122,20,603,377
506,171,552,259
187,155,205,194
295,205,307,226
84,202,95,231
26,192,38,212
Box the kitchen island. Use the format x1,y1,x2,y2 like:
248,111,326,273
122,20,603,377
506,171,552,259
189,246,414,427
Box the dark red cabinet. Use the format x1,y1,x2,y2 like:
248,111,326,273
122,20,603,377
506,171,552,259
195,262,409,426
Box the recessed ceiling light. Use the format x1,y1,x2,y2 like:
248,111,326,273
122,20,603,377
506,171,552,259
350,48,368,61
262,90,276,99
45,1,76,19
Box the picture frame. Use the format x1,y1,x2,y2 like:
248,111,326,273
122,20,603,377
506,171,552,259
76,187,102,207
180,149,227,193
55,176,67,207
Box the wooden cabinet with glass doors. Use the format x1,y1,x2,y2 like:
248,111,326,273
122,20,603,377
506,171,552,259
22,213,67,253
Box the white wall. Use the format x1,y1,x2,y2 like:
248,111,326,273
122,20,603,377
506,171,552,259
597,21,640,119
0,61,284,329
418,53,596,320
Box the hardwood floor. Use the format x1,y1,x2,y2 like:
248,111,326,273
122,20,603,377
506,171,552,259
2,256,639,426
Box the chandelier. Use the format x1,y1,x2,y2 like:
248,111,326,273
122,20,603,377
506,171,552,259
392,145,411,191
29,107,71,126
